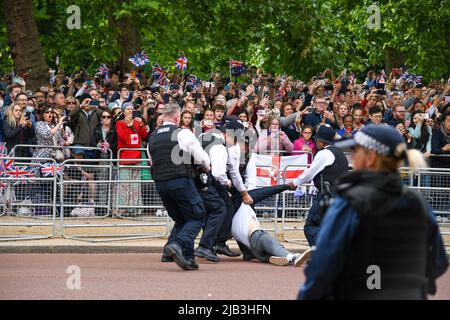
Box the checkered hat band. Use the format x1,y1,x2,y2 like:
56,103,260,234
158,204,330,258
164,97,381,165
354,131,390,156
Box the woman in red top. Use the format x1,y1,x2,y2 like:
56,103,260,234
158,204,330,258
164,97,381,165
116,103,148,165
115,102,148,215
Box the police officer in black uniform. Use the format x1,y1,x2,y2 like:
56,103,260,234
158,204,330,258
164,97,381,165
149,103,211,271
293,124,349,246
299,124,449,299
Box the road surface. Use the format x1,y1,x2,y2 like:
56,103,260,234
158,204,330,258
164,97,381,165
0,253,448,300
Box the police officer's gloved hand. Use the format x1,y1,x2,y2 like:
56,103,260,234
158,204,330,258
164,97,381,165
294,188,305,201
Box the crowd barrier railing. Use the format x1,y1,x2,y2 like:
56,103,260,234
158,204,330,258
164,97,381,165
10,144,113,159
59,155,170,242
0,157,57,241
1,149,448,252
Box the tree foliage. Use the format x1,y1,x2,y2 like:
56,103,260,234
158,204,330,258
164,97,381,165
1,0,449,81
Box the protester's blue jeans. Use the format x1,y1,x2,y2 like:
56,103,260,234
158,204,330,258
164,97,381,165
249,229,290,262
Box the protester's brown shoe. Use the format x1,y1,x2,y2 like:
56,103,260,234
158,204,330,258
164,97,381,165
269,256,290,266
294,249,313,267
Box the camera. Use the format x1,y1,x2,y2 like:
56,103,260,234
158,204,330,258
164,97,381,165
132,110,142,119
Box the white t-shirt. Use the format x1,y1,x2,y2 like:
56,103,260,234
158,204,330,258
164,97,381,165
231,203,258,249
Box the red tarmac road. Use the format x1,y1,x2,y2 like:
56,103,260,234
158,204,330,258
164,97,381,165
0,254,449,300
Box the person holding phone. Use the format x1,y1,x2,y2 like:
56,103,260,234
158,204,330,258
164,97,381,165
255,117,294,155
115,102,148,215
408,111,432,157
3,102,35,157
69,93,103,159
33,105,66,161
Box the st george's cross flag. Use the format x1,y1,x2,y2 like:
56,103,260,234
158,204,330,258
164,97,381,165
255,154,308,186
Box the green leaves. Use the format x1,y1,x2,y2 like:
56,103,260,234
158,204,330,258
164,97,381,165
0,0,448,81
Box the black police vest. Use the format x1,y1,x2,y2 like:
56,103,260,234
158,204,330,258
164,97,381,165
334,186,429,299
148,124,196,182
313,146,349,191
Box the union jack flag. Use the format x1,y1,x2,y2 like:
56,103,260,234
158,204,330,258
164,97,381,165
129,51,150,67
152,63,166,80
230,60,246,77
175,53,188,70
40,163,64,177
4,166,35,185
186,74,201,87
96,64,110,82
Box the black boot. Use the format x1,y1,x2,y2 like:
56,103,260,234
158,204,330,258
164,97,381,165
214,242,241,257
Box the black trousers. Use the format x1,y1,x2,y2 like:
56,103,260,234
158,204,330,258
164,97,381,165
198,179,227,249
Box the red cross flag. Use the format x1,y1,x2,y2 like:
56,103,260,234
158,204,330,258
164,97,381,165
255,154,308,186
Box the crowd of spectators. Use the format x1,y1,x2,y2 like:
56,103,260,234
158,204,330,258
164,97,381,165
0,68,449,169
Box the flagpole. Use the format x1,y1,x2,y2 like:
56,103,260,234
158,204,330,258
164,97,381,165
229,57,232,82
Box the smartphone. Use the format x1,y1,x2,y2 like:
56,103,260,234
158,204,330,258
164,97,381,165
132,110,142,118
170,84,180,90
224,85,230,91
89,100,99,107
257,109,268,116
24,111,32,120
445,96,450,103
287,92,297,98
193,93,202,99
204,120,214,126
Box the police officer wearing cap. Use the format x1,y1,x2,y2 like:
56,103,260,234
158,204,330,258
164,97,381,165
299,124,449,300
199,119,254,257
293,124,349,246
148,103,210,271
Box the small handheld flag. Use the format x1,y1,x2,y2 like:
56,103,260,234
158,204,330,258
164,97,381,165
129,51,150,67
175,53,188,70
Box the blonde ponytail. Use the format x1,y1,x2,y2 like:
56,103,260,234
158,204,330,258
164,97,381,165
405,149,428,172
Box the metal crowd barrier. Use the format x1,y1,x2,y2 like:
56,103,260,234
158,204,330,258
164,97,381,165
59,150,170,242
10,144,113,159
0,157,57,241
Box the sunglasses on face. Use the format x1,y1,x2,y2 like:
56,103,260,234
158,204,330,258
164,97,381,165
102,115,111,119
67,101,76,105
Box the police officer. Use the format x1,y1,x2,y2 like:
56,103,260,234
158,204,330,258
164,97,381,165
213,120,254,256
299,124,449,299
148,103,210,271
293,124,349,246
193,129,229,262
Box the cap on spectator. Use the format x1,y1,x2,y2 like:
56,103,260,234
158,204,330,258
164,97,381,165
334,124,407,160
315,124,335,145
78,93,92,104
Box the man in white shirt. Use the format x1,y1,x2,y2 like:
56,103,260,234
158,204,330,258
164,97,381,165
197,120,254,257
293,124,349,246
148,103,211,271
231,183,313,266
